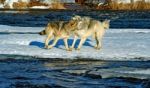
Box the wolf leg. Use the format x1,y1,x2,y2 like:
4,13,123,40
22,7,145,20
94,39,101,50
76,37,86,50
45,34,52,49
70,35,78,50
94,35,102,50
47,37,59,49
63,37,71,51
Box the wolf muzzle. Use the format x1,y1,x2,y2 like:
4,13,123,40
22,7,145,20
39,30,46,35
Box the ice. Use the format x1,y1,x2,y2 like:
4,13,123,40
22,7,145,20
120,69,150,75
3,0,30,9
0,25,150,61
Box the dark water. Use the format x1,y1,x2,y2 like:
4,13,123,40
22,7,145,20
0,10,150,28
0,55,150,88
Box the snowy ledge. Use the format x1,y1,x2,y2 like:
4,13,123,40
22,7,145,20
0,25,150,61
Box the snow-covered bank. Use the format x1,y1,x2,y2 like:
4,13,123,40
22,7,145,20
0,25,43,33
0,25,150,61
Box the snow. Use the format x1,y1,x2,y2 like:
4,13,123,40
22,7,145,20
4,0,29,9
42,0,52,4
0,25,42,33
0,25,150,61
1,0,75,9
120,69,150,75
4,0,18,8
30,6,50,9
0,4,4,8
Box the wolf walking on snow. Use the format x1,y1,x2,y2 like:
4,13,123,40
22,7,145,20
39,15,110,51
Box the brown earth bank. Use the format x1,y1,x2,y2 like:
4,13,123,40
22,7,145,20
1,2,150,10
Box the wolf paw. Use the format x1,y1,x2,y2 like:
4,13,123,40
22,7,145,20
66,48,72,51
76,48,80,51
44,45,48,49
96,47,101,50
69,47,74,51
94,46,101,50
47,45,53,49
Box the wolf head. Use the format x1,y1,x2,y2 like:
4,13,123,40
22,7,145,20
102,20,110,29
65,20,78,31
72,15,82,21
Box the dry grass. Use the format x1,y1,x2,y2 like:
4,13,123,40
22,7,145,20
13,1,28,9
144,3,150,10
108,1,150,10
50,2,66,9
0,0,5,4
96,1,150,10
28,0,48,7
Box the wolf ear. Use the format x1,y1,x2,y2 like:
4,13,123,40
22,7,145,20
107,20,110,23
69,20,76,27
103,19,110,24
47,23,51,26
72,15,81,20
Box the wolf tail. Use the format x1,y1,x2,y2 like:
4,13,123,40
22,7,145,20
39,30,46,35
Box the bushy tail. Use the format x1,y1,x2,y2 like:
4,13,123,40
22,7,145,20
39,30,46,35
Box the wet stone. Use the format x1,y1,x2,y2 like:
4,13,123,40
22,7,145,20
62,69,87,76
84,71,102,79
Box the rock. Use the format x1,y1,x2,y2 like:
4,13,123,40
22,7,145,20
83,70,102,79
84,73,102,79
62,69,87,76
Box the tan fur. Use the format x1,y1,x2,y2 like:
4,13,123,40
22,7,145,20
70,15,110,50
39,16,109,51
39,21,78,51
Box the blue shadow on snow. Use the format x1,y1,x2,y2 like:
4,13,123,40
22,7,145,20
29,39,93,49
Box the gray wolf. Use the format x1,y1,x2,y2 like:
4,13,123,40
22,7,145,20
39,20,78,51
70,15,110,50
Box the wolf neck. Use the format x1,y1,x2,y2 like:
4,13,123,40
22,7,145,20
102,23,108,30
